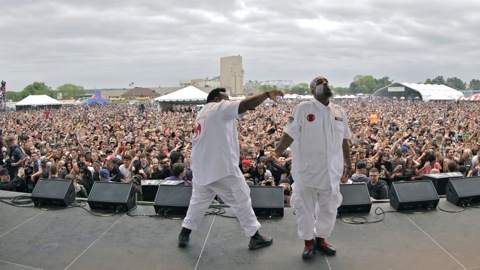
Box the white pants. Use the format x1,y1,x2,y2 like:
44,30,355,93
291,182,342,240
182,175,261,237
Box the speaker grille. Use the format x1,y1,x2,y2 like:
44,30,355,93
446,177,480,206
393,181,438,202
87,182,136,211
154,185,192,207
31,179,75,207
390,180,439,211
154,185,192,215
338,183,372,214
32,179,72,199
450,178,480,197
249,186,284,217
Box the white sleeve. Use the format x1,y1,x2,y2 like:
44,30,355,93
342,108,352,139
283,106,302,140
217,100,241,120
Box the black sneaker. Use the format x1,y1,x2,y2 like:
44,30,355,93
315,237,336,256
178,233,190,248
248,234,273,249
302,240,315,259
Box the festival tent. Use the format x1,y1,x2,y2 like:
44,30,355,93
467,93,480,101
283,94,301,99
15,95,63,110
457,93,480,101
334,95,357,99
83,90,108,105
373,82,464,101
282,94,314,100
154,86,208,104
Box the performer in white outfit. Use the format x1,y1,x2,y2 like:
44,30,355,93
178,87,284,250
267,76,352,259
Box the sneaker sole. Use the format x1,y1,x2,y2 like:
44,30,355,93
302,253,315,259
316,248,336,256
248,241,273,250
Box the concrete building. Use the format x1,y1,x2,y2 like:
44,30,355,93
179,77,220,89
220,55,244,96
91,56,245,100
98,89,129,99
122,88,160,98
244,80,262,96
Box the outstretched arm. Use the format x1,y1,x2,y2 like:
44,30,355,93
341,139,353,183
238,90,284,115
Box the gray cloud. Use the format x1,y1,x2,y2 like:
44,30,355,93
1,0,479,91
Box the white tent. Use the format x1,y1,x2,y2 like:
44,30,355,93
15,95,63,111
374,83,464,101
154,86,208,104
16,95,63,106
334,95,357,99
467,93,480,101
401,83,464,100
283,94,300,99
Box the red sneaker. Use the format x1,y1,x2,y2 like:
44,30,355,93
302,240,315,259
315,237,336,256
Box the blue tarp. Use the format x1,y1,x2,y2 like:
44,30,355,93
83,90,108,105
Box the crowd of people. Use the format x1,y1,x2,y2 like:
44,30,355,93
2,85,480,259
0,96,479,201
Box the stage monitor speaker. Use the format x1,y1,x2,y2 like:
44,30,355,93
87,182,136,212
141,179,162,202
249,186,284,217
446,177,480,206
389,180,439,211
423,172,463,195
154,185,192,216
31,179,75,207
338,183,372,214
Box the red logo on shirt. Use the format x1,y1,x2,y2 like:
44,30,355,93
193,123,202,138
307,114,315,122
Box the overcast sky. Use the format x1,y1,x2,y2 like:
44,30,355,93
1,0,479,91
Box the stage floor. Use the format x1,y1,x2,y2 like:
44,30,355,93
1,190,480,270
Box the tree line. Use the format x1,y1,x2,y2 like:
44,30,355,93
5,75,480,102
5,82,86,102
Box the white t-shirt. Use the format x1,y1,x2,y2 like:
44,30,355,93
190,100,244,185
472,155,478,167
119,164,132,181
284,99,351,189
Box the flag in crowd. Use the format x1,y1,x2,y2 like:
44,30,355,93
0,80,6,105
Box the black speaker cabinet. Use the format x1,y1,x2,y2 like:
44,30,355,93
389,180,439,211
31,179,75,207
250,186,284,217
154,185,192,216
141,179,162,202
88,182,136,212
446,177,480,206
423,172,463,195
338,183,372,214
